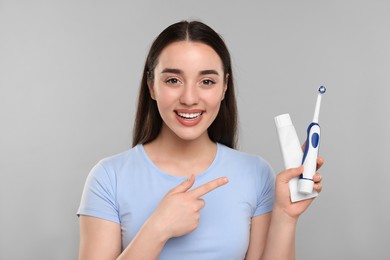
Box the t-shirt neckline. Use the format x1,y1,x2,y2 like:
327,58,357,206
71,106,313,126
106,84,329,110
137,143,222,181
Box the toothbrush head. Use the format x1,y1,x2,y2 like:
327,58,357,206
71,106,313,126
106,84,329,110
319,86,326,94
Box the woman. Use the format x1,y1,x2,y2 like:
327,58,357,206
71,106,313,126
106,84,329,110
77,20,323,260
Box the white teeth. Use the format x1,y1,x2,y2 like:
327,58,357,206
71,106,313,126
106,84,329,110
177,112,202,119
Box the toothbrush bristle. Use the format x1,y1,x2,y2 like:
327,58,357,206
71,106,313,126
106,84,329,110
319,86,326,94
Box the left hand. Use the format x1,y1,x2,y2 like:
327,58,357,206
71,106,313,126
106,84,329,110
274,156,324,220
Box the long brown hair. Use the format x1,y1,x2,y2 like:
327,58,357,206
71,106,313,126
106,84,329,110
132,20,238,149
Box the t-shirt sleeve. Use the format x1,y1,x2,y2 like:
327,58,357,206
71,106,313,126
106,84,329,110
253,157,275,216
77,162,120,223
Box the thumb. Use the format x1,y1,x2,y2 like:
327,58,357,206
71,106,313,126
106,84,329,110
279,165,304,183
167,174,195,195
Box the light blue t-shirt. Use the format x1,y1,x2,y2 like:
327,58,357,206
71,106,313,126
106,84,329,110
77,143,275,260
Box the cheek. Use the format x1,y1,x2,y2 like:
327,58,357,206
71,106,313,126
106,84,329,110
154,88,178,109
204,91,224,108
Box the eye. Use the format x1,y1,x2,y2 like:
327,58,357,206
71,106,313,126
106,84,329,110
202,79,215,86
165,78,181,85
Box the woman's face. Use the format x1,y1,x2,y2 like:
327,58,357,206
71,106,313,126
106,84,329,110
148,41,227,142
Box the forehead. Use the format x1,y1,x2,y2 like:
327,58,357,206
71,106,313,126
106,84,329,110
155,41,223,72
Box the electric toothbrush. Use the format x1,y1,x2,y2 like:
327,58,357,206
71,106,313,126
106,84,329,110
298,86,326,194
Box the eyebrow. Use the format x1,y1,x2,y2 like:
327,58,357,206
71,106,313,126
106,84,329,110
161,68,220,76
200,69,219,76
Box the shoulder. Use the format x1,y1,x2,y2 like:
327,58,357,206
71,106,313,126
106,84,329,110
97,145,140,171
88,145,142,182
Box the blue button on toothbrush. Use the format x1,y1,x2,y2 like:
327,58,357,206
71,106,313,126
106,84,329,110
298,86,326,194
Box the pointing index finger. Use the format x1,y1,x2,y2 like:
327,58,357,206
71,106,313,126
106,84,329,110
188,177,229,198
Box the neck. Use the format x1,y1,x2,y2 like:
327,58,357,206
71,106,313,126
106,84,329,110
149,125,215,159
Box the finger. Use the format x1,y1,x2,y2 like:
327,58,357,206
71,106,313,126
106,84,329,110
278,165,304,182
301,141,307,152
313,173,322,183
316,156,324,170
313,181,322,193
168,174,195,195
188,177,228,198
195,199,205,211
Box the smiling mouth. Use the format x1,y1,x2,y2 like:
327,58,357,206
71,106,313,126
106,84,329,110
176,112,202,119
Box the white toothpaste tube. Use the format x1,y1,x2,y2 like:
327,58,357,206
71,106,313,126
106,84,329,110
275,113,318,202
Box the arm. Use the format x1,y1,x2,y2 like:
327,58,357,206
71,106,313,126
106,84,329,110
78,216,121,260
79,215,168,260
247,158,324,260
245,211,297,260
260,208,297,259
259,166,304,260
245,213,271,260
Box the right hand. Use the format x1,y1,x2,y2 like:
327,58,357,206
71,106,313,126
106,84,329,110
149,175,229,239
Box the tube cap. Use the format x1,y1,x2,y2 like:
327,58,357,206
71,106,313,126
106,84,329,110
274,114,292,128
298,179,314,195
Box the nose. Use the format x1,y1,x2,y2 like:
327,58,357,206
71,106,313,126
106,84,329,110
179,84,199,106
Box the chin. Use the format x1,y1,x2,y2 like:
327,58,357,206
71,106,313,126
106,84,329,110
162,121,211,143
171,128,209,143
174,133,205,142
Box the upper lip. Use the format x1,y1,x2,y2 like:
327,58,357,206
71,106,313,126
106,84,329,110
175,109,204,114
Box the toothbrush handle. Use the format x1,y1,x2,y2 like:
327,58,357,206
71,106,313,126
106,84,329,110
299,122,321,194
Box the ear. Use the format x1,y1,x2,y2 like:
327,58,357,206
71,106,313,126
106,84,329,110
221,74,229,100
147,79,156,100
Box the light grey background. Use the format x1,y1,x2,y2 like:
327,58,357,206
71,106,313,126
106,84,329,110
1,0,389,259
